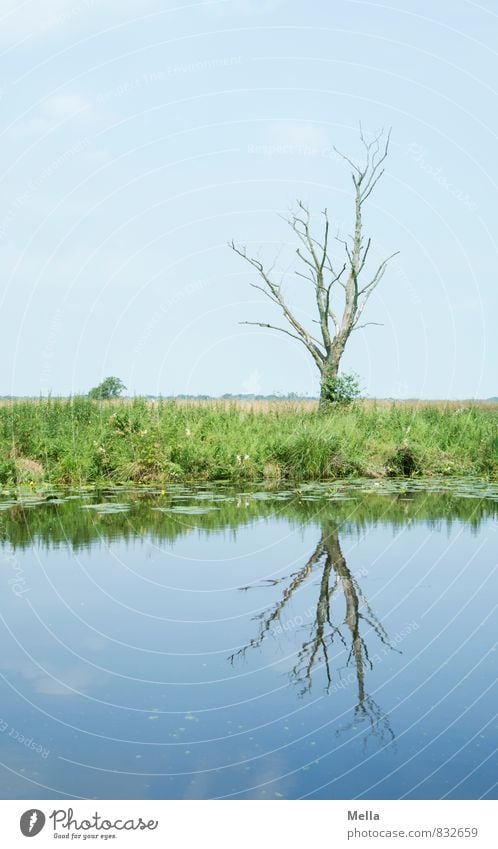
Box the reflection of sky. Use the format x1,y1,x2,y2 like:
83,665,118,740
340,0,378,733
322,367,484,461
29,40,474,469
0,512,496,799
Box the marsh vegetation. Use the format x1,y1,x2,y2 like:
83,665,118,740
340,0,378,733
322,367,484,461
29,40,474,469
0,397,496,487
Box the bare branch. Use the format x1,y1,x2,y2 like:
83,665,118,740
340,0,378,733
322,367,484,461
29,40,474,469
240,321,324,363
323,263,346,323
295,270,316,285
361,168,385,203
336,236,353,269
248,281,280,306
352,321,384,331
230,127,396,399
358,237,371,275
358,251,400,296
333,145,362,176
319,211,330,274
296,248,318,273
230,239,326,367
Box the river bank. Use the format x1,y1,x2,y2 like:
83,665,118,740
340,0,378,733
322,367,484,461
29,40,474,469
0,398,496,486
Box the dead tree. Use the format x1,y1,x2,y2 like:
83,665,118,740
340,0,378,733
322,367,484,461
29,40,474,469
230,127,398,406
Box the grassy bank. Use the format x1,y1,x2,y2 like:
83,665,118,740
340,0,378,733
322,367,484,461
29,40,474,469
0,398,497,486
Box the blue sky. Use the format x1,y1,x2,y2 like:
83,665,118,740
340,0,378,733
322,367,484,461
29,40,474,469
0,0,496,398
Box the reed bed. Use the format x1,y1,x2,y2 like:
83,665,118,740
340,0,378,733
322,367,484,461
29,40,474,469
0,397,496,485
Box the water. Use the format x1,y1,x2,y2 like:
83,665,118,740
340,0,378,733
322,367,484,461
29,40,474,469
0,480,496,800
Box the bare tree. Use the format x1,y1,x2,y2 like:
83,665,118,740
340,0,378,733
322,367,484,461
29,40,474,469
230,127,398,406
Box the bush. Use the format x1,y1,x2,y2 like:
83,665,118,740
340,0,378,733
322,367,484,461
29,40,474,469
385,446,419,477
320,372,361,407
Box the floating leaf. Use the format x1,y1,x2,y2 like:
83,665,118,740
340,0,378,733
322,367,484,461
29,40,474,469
153,506,219,515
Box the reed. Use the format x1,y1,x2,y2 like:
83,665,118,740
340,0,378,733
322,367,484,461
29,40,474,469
0,397,496,485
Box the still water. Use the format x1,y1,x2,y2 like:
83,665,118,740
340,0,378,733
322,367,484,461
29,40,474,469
0,480,496,800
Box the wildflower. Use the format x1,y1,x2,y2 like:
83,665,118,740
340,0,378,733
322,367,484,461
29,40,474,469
185,427,191,437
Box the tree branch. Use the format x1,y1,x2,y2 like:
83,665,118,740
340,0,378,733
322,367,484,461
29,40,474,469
230,240,326,366
239,321,324,365
230,126,396,388
352,321,384,331
358,251,400,296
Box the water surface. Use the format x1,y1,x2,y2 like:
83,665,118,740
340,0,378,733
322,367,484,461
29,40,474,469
0,479,496,799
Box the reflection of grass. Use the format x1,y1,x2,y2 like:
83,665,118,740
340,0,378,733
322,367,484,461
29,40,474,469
0,397,497,485
1,483,497,551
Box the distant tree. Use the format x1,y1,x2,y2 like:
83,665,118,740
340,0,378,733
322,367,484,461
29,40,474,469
88,376,126,400
230,127,398,407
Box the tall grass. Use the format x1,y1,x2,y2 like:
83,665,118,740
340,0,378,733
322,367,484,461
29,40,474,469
0,397,496,485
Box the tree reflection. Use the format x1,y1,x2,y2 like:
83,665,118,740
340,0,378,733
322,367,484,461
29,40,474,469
230,521,397,744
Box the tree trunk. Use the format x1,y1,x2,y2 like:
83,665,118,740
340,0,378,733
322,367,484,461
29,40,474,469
319,358,340,408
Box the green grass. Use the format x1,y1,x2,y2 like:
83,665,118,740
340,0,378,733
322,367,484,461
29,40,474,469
0,397,496,486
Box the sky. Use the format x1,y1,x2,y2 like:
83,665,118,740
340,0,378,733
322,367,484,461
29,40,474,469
0,0,497,399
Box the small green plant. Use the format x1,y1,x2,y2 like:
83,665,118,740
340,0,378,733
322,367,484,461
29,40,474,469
0,459,16,484
385,445,419,477
88,377,126,400
320,373,361,407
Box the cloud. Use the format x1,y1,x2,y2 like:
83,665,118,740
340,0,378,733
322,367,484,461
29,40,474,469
267,121,331,152
39,93,96,121
201,0,289,16
10,93,100,138
84,147,113,165
21,660,104,697
241,368,263,394
0,0,160,46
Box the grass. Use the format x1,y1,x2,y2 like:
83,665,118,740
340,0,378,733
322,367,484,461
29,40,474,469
0,397,497,486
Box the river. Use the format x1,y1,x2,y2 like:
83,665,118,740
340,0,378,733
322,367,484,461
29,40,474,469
0,479,496,799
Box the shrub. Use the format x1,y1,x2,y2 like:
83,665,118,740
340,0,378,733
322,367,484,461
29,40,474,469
385,446,419,477
320,372,361,407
